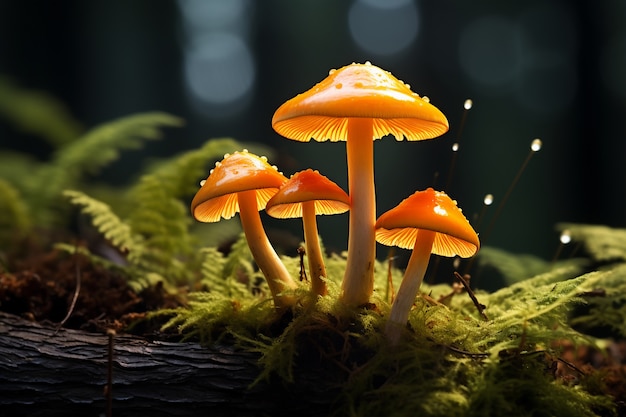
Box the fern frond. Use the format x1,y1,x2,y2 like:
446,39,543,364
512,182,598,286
48,112,183,190
123,138,250,284
29,112,182,226
222,232,257,287
136,137,254,197
63,190,143,257
0,76,83,147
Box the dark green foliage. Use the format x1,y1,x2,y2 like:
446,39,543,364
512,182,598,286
0,76,84,147
475,245,557,289
0,111,184,232
0,179,31,247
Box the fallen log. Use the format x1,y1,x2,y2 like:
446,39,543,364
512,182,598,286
0,312,337,416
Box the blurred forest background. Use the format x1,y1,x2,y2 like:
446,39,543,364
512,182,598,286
0,0,624,262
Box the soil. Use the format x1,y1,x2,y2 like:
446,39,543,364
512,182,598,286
0,235,182,336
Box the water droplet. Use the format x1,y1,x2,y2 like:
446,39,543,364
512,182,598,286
223,153,230,159
530,138,542,152
560,230,571,245
215,161,222,167
242,148,249,153
271,165,278,171
422,96,430,103
328,68,336,75
260,155,268,162
364,61,372,66
483,194,494,206
452,143,460,152
464,99,473,110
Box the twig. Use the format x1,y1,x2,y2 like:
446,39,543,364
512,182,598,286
444,344,489,358
55,250,82,332
454,272,489,321
556,357,586,376
105,329,116,417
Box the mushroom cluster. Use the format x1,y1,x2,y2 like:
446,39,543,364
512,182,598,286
191,62,480,343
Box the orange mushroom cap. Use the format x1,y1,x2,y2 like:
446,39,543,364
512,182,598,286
272,62,449,142
265,169,350,218
191,150,287,222
375,188,479,258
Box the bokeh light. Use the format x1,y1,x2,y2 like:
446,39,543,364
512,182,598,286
179,0,255,118
348,0,419,56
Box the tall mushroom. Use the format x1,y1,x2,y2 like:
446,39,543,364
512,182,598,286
272,62,449,306
375,187,479,345
265,169,350,297
191,150,298,309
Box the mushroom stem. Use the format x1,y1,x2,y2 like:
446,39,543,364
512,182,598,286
341,118,376,306
385,229,436,345
237,190,297,308
301,201,327,296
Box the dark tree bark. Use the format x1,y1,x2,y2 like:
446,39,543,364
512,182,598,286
0,312,337,417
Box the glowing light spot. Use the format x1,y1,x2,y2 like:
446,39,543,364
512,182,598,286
530,138,542,152
348,0,419,56
464,99,473,110
560,230,571,245
200,179,207,187
483,194,494,206
453,257,461,269
452,143,459,152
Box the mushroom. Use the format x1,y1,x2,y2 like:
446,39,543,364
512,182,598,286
191,150,298,309
272,62,449,306
265,169,350,297
375,187,479,344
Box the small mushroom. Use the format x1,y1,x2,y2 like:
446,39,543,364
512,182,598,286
191,150,297,309
272,62,449,306
375,187,479,344
265,169,350,297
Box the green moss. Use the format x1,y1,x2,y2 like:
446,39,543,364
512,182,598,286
152,244,620,416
